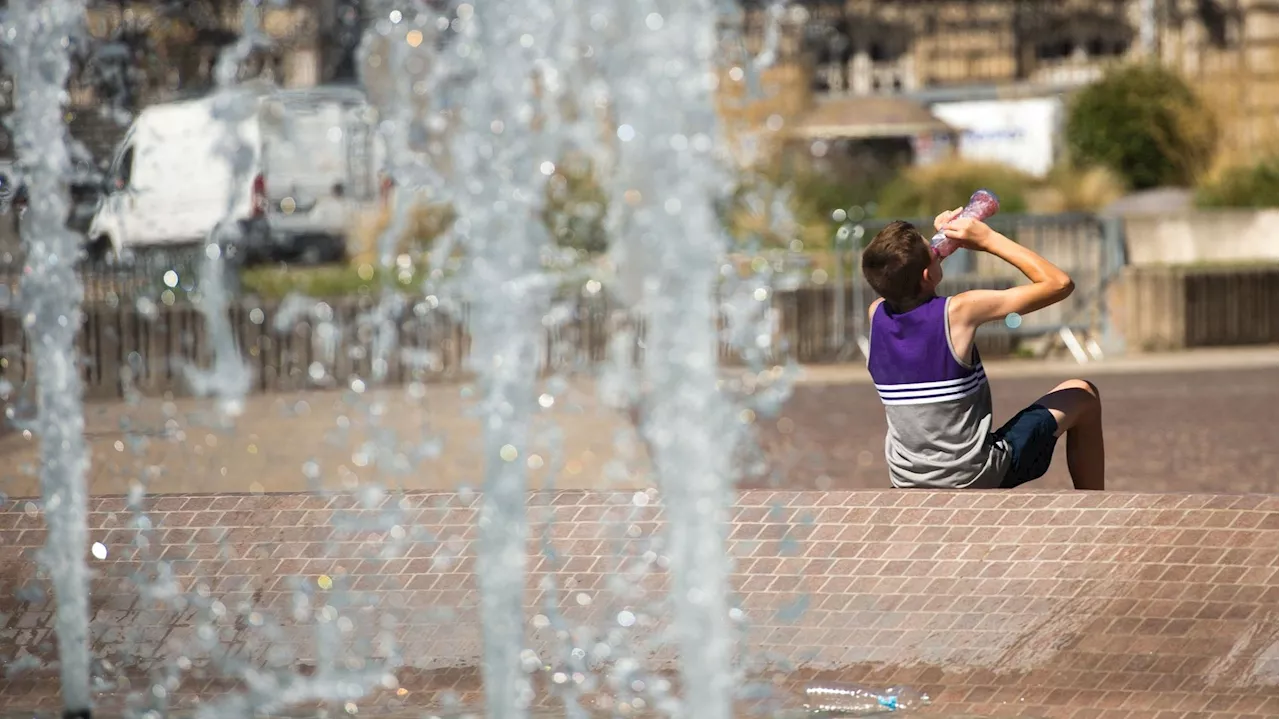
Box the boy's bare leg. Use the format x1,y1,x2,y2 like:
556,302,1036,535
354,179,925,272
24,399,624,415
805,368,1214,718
1035,379,1105,491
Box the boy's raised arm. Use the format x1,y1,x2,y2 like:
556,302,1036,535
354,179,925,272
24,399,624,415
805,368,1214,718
944,218,1074,328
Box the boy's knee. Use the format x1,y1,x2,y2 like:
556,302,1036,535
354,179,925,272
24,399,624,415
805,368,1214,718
1055,378,1101,404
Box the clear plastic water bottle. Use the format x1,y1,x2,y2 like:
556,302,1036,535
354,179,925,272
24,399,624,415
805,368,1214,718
929,188,1000,260
803,682,931,715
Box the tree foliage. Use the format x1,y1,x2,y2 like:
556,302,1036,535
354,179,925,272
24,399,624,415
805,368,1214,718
1065,63,1216,190
542,154,609,256
875,160,1031,219
1196,157,1280,209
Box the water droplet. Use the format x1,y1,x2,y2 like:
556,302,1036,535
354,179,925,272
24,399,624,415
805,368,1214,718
1005,312,1023,329
162,270,178,288
538,393,554,408
499,444,518,462
317,575,333,590
645,12,664,30
520,649,541,671
91,542,107,560
616,124,636,142
136,297,158,319
617,610,636,627
539,161,555,176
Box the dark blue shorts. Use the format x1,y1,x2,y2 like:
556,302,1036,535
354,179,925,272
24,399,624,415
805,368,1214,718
994,404,1061,488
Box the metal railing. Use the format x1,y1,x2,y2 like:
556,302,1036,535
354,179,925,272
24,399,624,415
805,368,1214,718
817,212,1128,361
0,248,207,307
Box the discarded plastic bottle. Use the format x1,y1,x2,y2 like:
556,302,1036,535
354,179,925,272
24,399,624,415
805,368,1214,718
803,682,931,715
930,188,1000,260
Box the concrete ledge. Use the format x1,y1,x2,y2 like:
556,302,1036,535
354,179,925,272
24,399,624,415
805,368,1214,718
0,490,1276,717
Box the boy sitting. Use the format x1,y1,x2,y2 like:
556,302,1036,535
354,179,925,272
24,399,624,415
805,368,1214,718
860,210,1104,490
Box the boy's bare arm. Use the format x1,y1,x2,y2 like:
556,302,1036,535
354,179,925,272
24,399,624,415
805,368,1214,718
944,218,1074,329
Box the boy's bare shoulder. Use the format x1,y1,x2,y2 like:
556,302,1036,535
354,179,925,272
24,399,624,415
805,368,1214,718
867,297,884,322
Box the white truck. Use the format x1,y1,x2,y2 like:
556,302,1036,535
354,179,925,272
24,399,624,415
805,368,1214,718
88,84,387,264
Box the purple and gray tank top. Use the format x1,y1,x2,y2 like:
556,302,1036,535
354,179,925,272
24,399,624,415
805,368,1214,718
867,295,1010,488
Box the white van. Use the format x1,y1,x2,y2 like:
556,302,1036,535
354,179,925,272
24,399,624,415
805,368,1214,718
89,84,387,263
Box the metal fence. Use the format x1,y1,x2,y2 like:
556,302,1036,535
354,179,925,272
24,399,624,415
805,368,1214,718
0,212,1129,401
0,248,207,307
815,212,1128,360
1112,264,1280,351
0,279,1031,402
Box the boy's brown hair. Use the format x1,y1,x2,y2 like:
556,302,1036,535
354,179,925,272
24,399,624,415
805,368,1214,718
861,220,932,310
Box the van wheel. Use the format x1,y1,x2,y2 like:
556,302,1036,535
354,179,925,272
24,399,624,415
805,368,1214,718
85,236,113,265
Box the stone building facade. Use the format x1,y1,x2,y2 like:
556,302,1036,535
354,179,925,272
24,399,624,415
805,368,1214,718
741,0,1278,160
0,1,1274,164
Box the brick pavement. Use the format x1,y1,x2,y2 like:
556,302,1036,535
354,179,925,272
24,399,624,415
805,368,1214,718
0,351,1274,499
0,377,646,498
0,351,1275,717
0,490,1276,718
755,363,1279,495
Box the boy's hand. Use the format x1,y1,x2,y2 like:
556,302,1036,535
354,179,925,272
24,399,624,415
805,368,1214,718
942,217,994,250
933,206,963,232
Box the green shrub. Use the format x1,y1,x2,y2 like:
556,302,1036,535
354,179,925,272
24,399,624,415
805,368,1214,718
720,161,878,251
875,160,1031,218
788,167,879,229
240,264,422,300
1030,162,1127,214
1196,157,1280,208
542,154,609,255
1065,63,1216,190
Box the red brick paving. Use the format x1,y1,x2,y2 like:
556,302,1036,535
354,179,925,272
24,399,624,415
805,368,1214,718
755,367,1279,494
0,490,1275,718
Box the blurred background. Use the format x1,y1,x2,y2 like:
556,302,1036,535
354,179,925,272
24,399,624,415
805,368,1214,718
0,0,1275,495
